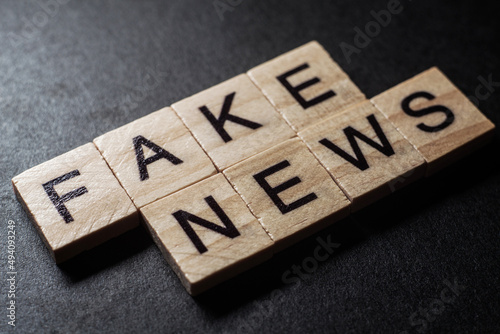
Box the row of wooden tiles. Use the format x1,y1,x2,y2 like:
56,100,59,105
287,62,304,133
12,41,495,295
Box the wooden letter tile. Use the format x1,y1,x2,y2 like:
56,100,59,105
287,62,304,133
371,67,496,176
223,138,350,251
94,107,217,208
140,174,273,295
248,41,366,131
299,101,426,211
12,143,140,263
171,74,295,170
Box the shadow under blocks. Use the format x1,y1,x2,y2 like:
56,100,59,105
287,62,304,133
12,41,495,295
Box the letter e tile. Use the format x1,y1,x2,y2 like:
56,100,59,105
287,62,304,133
224,138,350,251
248,41,366,131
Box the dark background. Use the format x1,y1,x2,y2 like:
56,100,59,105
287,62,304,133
1,0,499,333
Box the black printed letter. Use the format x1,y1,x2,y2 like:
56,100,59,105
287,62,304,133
401,91,455,133
172,196,240,254
42,170,88,223
253,160,318,214
319,114,395,171
133,135,183,181
277,63,336,109
199,92,262,143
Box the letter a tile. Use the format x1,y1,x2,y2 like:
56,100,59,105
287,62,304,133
140,174,273,295
371,67,495,176
223,138,350,252
172,74,295,170
94,107,217,208
299,101,426,211
12,143,140,263
248,41,366,132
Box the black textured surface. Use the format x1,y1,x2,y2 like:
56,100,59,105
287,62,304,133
1,1,499,333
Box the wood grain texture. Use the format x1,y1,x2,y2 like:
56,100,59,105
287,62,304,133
140,174,273,296
248,41,366,132
94,107,217,208
223,138,350,252
172,74,295,170
299,101,426,211
371,67,496,176
11,143,139,263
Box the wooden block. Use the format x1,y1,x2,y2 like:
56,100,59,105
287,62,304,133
371,67,496,176
248,41,366,132
140,174,273,295
171,74,295,170
11,143,140,263
299,101,426,211
94,107,217,208
223,138,350,251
